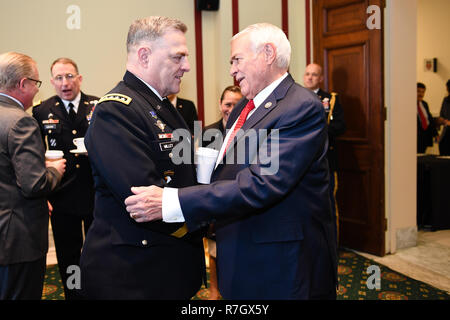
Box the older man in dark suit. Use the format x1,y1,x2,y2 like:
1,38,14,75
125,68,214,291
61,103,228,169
0,52,65,300
125,23,338,300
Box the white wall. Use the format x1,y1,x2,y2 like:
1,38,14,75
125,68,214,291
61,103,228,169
0,0,198,105
385,0,418,253
289,0,307,83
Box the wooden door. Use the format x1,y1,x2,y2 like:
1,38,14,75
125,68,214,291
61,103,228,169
313,0,385,255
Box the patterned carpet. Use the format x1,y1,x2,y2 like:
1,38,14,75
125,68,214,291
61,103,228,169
42,249,450,300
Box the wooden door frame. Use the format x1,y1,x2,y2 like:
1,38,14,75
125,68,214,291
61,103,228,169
311,0,386,256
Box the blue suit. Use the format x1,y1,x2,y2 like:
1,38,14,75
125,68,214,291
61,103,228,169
178,74,338,299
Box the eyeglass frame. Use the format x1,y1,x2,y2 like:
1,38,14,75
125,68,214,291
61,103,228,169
52,73,79,83
27,77,42,88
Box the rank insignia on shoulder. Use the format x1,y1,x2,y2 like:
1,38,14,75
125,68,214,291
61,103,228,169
98,93,132,105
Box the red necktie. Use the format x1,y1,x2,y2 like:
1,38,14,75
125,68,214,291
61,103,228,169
417,101,429,130
223,99,255,156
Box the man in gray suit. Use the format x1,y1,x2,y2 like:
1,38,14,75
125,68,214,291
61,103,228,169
0,52,66,300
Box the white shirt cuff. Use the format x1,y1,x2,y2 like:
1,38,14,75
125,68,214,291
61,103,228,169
162,187,185,223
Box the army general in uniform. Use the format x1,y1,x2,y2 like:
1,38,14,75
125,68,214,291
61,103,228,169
79,17,205,299
32,58,98,299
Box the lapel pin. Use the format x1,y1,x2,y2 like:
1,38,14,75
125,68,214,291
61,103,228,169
264,102,272,109
156,105,161,110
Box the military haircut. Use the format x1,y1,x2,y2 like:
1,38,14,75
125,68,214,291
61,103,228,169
126,16,187,53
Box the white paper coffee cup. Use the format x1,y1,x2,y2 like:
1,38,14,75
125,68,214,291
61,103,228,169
196,147,219,184
45,150,64,161
73,137,86,151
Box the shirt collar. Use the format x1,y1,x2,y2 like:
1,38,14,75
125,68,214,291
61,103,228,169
135,75,164,101
62,92,81,111
253,72,289,108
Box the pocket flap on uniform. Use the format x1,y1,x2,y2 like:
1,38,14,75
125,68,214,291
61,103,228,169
110,223,161,247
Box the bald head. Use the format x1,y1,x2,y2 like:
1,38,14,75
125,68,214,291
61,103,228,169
303,63,323,91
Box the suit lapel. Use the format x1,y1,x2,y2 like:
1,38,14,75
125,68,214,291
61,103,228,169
73,92,89,127
226,74,295,152
49,97,69,123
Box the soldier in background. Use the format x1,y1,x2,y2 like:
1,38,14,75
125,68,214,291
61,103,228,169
32,58,98,300
304,63,346,243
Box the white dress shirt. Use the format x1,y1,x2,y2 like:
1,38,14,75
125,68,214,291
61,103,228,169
61,92,81,114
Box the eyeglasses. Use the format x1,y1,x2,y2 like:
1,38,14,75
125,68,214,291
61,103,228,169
53,73,78,83
27,77,42,88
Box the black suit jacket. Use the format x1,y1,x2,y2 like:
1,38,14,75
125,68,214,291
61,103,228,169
79,71,205,299
317,89,346,172
417,100,437,153
175,97,198,135
32,92,98,216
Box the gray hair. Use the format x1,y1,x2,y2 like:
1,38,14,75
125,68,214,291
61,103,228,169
126,16,187,53
232,23,291,70
0,52,36,91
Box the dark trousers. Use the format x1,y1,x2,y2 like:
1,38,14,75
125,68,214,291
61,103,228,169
439,133,450,155
50,211,93,300
0,256,46,300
